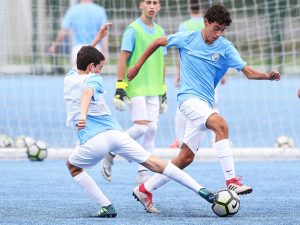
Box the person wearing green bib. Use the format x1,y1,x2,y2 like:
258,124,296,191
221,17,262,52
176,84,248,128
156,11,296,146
101,0,166,185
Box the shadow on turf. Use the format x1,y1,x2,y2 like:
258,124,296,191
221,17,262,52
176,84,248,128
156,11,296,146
87,210,215,219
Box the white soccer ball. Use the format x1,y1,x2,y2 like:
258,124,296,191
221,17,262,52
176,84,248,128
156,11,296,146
212,189,240,217
274,135,294,149
0,134,14,148
15,136,36,148
26,140,48,161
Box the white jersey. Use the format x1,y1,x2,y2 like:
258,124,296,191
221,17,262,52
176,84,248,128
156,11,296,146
64,70,111,127
64,69,122,144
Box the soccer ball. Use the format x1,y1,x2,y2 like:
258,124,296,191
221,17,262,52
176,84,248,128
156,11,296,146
26,140,48,161
0,134,14,147
274,135,294,149
212,189,240,217
15,135,35,148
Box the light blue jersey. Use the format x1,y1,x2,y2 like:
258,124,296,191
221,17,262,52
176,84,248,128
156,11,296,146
62,2,107,45
121,18,167,55
167,31,246,108
64,70,122,144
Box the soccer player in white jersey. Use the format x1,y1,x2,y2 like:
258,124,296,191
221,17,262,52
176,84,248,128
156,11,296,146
127,4,281,212
64,23,217,217
101,0,166,184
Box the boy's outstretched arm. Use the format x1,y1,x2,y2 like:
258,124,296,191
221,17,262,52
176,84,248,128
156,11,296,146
127,36,168,81
242,65,281,81
90,23,112,47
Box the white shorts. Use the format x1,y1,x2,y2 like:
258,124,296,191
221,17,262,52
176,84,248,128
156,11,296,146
175,107,187,143
68,130,151,169
130,96,159,122
179,98,216,153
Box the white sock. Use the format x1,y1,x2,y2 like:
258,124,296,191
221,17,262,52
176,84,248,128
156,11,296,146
144,173,170,192
138,122,157,172
162,162,203,193
142,122,157,153
74,171,111,207
215,139,235,180
126,124,147,140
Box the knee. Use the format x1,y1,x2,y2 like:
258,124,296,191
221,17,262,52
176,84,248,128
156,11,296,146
212,118,228,137
172,150,194,169
207,114,228,137
66,160,83,177
146,122,157,136
217,121,228,134
135,123,148,136
181,154,194,167
66,160,72,171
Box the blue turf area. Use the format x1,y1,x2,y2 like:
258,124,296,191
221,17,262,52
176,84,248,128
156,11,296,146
1,160,299,225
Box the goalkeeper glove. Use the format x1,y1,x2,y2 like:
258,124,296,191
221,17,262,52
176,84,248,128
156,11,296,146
112,80,129,111
159,84,167,114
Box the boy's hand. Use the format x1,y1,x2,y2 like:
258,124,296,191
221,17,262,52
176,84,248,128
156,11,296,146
127,66,140,81
91,23,112,47
98,23,112,39
76,118,86,129
112,80,129,111
268,70,281,81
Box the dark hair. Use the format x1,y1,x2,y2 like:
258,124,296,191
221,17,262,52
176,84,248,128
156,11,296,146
204,4,232,26
76,46,105,70
190,0,200,14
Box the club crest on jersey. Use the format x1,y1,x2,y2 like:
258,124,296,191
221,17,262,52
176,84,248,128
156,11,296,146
211,53,220,61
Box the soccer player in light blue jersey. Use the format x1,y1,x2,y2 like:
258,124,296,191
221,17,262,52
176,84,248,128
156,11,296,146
64,23,218,217
170,1,228,149
127,4,281,212
49,0,109,67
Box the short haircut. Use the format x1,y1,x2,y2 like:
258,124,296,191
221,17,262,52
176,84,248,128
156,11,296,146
204,4,232,26
190,0,200,14
76,46,105,70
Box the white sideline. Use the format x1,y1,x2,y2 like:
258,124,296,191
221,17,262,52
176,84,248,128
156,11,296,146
0,147,300,161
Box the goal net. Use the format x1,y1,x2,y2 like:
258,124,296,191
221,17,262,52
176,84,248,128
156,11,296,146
0,0,299,149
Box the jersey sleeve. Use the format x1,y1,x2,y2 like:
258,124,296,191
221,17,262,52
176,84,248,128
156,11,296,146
86,75,104,101
121,27,136,52
161,29,167,55
226,44,246,72
166,32,186,49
